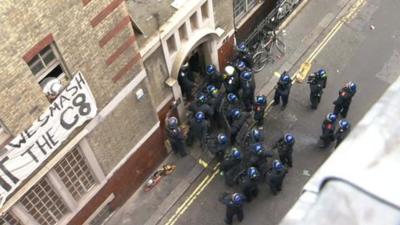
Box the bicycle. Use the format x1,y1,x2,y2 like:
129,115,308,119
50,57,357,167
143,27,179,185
251,30,286,72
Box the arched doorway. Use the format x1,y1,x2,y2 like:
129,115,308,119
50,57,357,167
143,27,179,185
168,29,219,120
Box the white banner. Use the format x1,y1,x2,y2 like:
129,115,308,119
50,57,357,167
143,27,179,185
0,72,97,207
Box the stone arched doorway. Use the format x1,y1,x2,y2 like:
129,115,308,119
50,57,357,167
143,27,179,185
166,29,220,120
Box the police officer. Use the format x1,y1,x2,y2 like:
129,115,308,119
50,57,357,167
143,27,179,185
308,69,327,109
227,108,241,126
221,148,244,186
220,148,242,174
273,71,292,110
320,113,336,148
247,143,272,178
240,167,260,202
333,81,357,118
267,160,287,195
165,117,187,157
239,71,256,112
221,192,246,225
208,133,229,162
205,64,223,89
274,133,295,168
335,119,351,148
186,112,209,150
223,65,240,95
189,93,214,119
254,95,267,126
206,85,224,126
235,42,253,69
229,109,249,143
234,59,248,74
248,127,264,144
178,66,195,100
223,93,241,115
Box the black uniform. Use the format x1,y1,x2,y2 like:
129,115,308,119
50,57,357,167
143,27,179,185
221,193,246,225
223,75,240,96
275,138,294,168
240,77,256,112
206,72,224,89
335,126,351,148
178,70,195,100
240,176,259,202
267,168,287,195
247,147,272,178
237,51,253,69
166,127,187,157
253,102,267,126
189,102,214,119
221,157,243,186
186,118,209,150
320,119,336,148
308,74,327,109
207,93,224,127
230,112,250,143
207,137,229,162
273,78,292,109
333,87,355,118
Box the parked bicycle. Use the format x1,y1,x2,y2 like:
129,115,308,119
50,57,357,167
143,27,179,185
251,30,286,72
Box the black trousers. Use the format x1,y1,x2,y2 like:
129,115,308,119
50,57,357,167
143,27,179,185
225,207,243,224
269,182,282,195
274,90,289,106
279,153,292,168
333,103,351,117
243,186,258,202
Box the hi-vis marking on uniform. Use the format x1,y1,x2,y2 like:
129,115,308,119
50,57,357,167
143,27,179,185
164,0,367,224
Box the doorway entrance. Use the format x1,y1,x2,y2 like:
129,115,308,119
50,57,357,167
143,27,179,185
177,42,212,106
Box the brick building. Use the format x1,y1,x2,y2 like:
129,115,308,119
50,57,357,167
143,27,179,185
0,0,274,224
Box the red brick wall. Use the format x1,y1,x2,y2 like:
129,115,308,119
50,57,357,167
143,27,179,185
68,127,167,225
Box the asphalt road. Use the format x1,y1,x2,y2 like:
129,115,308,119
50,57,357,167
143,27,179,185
159,0,398,224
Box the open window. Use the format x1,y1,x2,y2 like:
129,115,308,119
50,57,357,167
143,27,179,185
26,43,68,101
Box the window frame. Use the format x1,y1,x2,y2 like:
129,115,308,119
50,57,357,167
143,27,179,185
26,43,69,88
53,147,97,202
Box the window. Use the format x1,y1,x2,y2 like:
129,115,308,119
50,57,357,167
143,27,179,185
234,0,259,23
167,35,177,55
190,13,199,30
0,213,21,225
54,148,96,201
201,2,209,20
20,178,69,225
178,24,188,42
27,44,67,88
